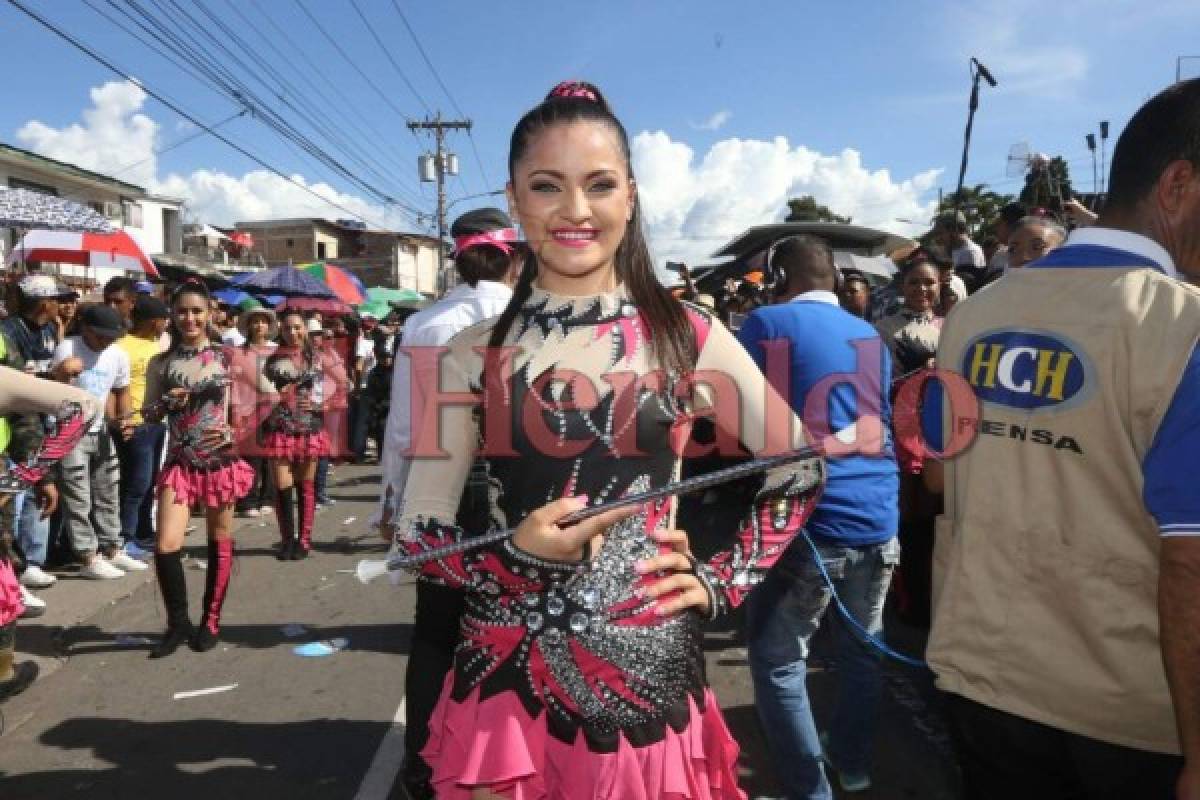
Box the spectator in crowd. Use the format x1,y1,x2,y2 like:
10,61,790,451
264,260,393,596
875,254,943,627
115,296,170,556
988,201,1027,275
737,235,899,798
981,236,1000,267
307,320,336,507
933,211,988,292
837,269,871,317
229,305,278,518
52,304,145,580
344,314,374,462
103,276,136,329
216,304,245,346
0,276,77,611
1007,216,1068,269
55,289,79,343
363,339,393,460
927,79,1200,799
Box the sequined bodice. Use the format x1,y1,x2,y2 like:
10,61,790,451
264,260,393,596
393,285,823,752
155,346,237,469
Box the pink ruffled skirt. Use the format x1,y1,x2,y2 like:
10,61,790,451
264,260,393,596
261,430,331,460
159,460,255,508
424,676,746,800
0,558,23,627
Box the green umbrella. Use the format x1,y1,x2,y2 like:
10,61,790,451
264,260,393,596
356,287,426,318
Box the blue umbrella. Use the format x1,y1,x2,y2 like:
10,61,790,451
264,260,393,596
231,265,338,299
212,288,252,306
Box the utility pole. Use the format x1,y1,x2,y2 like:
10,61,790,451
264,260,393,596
408,113,472,294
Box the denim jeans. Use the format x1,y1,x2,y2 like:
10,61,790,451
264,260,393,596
746,534,900,800
315,457,330,502
13,488,50,568
61,428,122,558
116,423,165,545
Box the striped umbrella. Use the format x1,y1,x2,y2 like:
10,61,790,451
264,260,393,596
8,228,159,277
299,262,366,305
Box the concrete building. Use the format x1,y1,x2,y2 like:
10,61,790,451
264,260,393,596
0,142,183,289
235,217,441,295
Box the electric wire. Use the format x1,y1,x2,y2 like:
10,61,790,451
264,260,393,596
6,0,394,230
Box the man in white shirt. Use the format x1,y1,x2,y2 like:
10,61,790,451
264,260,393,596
933,211,988,292
51,304,143,580
375,208,521,799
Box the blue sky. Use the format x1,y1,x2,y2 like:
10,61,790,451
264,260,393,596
1,0,1197,264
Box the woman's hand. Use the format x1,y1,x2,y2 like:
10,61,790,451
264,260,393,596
164,388,190,411
635,528,712,617
512,495,637,563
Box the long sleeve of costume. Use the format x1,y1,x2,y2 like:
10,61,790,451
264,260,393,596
687,311,825,615
385,324,533,589
0,365,99,489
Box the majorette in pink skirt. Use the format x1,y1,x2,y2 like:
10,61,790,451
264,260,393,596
159,460,256,509
260,430,332,460
423,675,746,800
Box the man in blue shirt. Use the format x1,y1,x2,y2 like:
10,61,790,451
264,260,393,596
737,235,899,799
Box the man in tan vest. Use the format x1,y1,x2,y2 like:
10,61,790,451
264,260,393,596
927,79,1200,800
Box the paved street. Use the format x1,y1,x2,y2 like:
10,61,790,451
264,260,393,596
1,463,960,799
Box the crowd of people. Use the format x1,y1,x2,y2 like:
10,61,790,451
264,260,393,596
0,273,406,655
2,75,1199,800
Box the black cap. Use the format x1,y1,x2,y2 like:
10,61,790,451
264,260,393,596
450,207,514,238
80,303,126,338
132,295,169,324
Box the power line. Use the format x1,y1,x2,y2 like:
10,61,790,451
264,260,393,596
347,0,431,114
111,0,423,217
292,0,415,125
111,110,248,176
231,0,425,189
7,0,394,230
389,0,493,191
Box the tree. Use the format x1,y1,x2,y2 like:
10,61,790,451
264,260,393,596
1018,156,1076,213
785,195,851,224
937,184,1016,240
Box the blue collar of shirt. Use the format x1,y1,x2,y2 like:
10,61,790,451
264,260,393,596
788,290,840,307
1028,227,1174,275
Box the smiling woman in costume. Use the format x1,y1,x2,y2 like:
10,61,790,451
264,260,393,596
142,281,254,658
382,81,825,800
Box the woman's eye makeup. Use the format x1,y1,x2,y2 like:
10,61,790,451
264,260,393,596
530,181,559,192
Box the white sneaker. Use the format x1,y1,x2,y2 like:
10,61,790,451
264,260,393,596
19,585,46,618
108,551,149,572
81,557,125,580
20,565,57,589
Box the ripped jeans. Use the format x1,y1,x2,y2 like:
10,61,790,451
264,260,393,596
746,534,900,800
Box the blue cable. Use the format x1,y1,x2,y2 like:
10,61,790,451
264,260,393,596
798,530,930,671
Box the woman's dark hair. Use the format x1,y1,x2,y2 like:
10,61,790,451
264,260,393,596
167,280,213,352
487,81,695,376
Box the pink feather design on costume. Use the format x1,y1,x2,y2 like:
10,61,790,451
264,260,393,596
595,314,648,365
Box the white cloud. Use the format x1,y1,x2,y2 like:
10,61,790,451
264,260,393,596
632,131,940,266
17,81,159,188
14,80,407,229
690,110,732,132
17,82,939,269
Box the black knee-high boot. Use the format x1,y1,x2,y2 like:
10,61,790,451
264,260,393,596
150,551,192,659
275,486,297,561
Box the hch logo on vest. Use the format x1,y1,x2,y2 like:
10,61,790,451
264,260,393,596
957,329,1089,455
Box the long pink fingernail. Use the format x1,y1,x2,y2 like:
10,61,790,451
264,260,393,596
633,559,648,573
574,494,589,506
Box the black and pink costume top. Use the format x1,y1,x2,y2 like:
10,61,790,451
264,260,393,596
260,345,341,459
385,285,824,798
145,344,253,508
